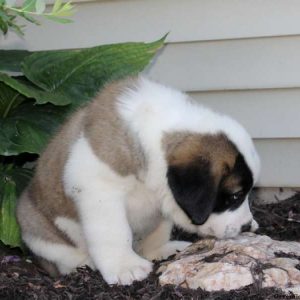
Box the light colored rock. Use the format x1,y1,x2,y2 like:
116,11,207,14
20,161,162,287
159,233,300,293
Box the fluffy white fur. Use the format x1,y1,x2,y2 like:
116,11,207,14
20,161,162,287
22,233,91,274
117,78,260,183
197,197,259,238
40,77,260,285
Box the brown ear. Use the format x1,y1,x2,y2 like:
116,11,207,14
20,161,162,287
167,158,217,225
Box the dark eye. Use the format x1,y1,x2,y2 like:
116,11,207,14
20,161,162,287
230,190,244,201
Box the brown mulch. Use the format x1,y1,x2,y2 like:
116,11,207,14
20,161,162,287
1,193,299,300
253,194,300,241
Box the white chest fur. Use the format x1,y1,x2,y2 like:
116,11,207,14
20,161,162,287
125,180,163,245
63,134,164,246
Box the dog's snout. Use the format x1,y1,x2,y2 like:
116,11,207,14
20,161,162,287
241,222,252,233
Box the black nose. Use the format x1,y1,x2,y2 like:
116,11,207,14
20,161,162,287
241,222,252,232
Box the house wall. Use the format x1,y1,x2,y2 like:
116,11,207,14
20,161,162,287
1,0,300,187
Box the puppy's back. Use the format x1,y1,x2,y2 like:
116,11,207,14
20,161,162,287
17,77,143,241
16,108,86,249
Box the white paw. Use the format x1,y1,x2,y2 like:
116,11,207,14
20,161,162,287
172,241,192,252
251,219,259,232
102,253,153,285
144,240,192,261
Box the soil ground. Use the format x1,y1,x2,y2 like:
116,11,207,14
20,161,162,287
1,193,299,300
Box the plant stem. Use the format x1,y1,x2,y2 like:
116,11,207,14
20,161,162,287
4,6,53,17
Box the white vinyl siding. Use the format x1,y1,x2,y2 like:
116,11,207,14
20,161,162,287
189,88,300,139
255,139,300,187
148,37,300,91
1,0,299,187
4,0,300,49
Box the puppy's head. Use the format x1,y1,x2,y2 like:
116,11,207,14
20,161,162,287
164,132,259,239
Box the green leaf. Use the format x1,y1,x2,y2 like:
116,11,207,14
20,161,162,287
0,101,69,156
0,50,32,72
0,82,26,118
35,0,45,14
0,83,69,156
0,15,8,34
54,9,74,17
0,100,69,156
61,1,73,11
0,164,32,248
21,0,36,12
45,14,72,23
0,73,71,105
18,12,40,25
6,20,24,36
21,37,166,108
52,0,62,13
0,10,10,21
4,0,16,8
53,1,74,17
0,10,11,35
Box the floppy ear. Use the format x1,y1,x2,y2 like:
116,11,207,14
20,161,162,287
167,159,216,225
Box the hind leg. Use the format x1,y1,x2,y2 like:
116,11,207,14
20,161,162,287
23,234,93,274
35,257,60,277
17,189,93,275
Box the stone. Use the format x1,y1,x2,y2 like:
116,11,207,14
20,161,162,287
158,233,300,293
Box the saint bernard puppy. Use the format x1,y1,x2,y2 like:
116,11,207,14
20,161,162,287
17,76,260,285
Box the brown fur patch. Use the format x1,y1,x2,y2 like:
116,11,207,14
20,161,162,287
222,175,242,193
29,108,85,223
17,189,74,246
163,132,238,183
84,77,146,177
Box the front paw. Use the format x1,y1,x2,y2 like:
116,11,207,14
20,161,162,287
143,241,192,260
251,219,259,232
101,253,153,285
143,240,192,261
